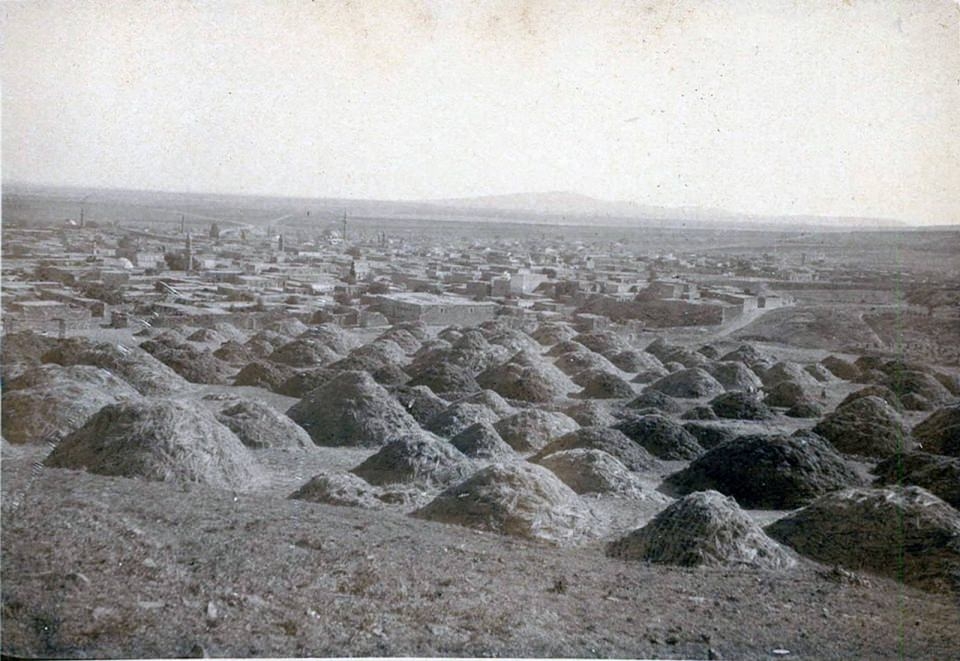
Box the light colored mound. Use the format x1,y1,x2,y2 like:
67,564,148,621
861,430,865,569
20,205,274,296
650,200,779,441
813,396,912,458
413,462,595,543
450,422,516,459
546,340,590,357
299,323,361,355
213,340,257,365
210,397,314,449
494,409,580,452
574,369,636,399
44,398,260,488
607,349,664,373
608,491,795,569
477,351,574,403
531,427,662,473
719,344,775,371
350,432,472,488
614,414,704,460
554,350,620,378
646,368,725,399
631,366,670,384
703,361,763,392
530,322,578,346
286,371,420,447
392,385,449,425
484,328,543,355
913,404,960,456
453,389,517,417
766,486,960,593
572,331,631,357
289,471,384,508
332,339,408,372
761,361,819,389
2,364,140,444
665,433,862,509
425,401,500,438
535,448,649,496
563,400,619,428
266,318,310,337
42,338,187,396
233,360,296,390
186,328,224,344
376,327,422,354
269,338,342,368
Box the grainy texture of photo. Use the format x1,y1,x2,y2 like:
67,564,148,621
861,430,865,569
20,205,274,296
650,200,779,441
2,1,959,659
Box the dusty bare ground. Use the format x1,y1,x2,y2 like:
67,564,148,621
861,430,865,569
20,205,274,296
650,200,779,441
3,440,958,660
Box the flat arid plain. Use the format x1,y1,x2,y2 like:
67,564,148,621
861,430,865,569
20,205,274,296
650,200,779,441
2,187,959,659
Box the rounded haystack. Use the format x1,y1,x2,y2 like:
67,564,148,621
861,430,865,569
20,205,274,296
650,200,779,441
813,396,912,458
450,422,516,459
614,414,704,460
212,398,313,449
804,363,832,383
448,330,507,373
275,368,338,397
575,369,636,399
213,340,257,365
665,433,861,509
631,366,670,384
873,452,960,508
370,363,411,387
493,409,579,453
646,368,725,399
139,337,233,384
44,399,260,488
531,322,578,347
392,385,449,426
900,392,933,411
454,389,516,418
626,390,684,415
763,381,815,409
643,338,678,362
269,338,341,368
883,370,953,407
761,361,819,389
243,336,277,359
933,371,960,396
658,346,709,369
681,405,718,421
477,351,574,403
332,339,408,373
766,487,960,593
853,354,886,373
682,422,738,449
820,355,860,381
407,361,481,395
554,350,619,378
286,371,420,447
607,491,795,569
350,432,471,488
853,368,888,385
413,463,594,542
485,328,543,356
546,340,590,358
289,471,383,508
233,360,296,390
376,326,423,354
719,344,774,371
573,331,630,357
42,339,186,396
536,449,646,496
663,361,685,373
697,344,720,359
607,349,664,373
703,361,763,392
299,323,361,355
563,400,618,428
912,404,960,456
186,328,224,344
2,364,140,444
425,401,501,438
532,427,662,472
785,400,824,418
709,391,774,421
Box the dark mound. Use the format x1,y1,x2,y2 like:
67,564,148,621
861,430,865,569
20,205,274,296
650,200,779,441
572,331,630,357
697,344,720,359
703,361,763,392
761,361,819,389
933,371,960,396
562,400,618,428
450,422,516,459
139,337,233,384
369,363,411,387
719,344,774,371
530,322,578,347
233,360,296,390
554,350,619,378
804,364,833,383
912,405,960,456
350,432,471,488
536,449,646,496
289,471,383,508
2,364,140,444
392,385,449,426
575,369,636,399
453,390,516,418
839,385,904,411
820,355,861,380
275,368,338,398
709,391,774,421
813,396,912,458
45,399,260,488
269,338,342,368
763,381,815,409
625,390,685,415
298,323,361,355
212,398,313,449
900,392,934,411
607,491,795,569
187,328,224,343
546,340,590,358
531,427,662,473
785,400,824,418
213,340,257,365
631,366,670,384
286,371,420,447
681,405,719,421
1,330,59,370
613,414,704,460
665,434,862,508
407,361,481,394
682,422,739,449
493,409,579,453
476,351,573,403
873,452,960,508
412,463,594,543
766,487,960,593
646,368,725,399
425,401,501,439
883,370,953,407
331,339,408,373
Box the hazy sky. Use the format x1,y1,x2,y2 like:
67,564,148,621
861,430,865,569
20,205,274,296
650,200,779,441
3,0,959,224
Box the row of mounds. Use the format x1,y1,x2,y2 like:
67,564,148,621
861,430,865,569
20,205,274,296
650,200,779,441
43,398,263,489
607,491,796,570
766,486,960,593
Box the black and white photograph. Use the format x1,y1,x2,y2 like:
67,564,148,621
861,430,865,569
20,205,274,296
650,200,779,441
1,1,959,659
